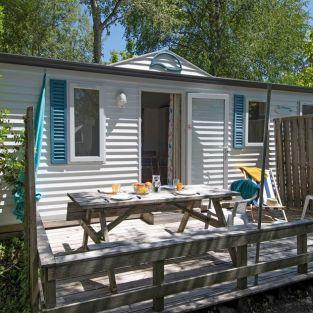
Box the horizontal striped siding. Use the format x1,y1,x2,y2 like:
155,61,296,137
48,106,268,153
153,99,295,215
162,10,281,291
36,81,140,221
0,69,43,225
1,63,312,225
227,93,301,185
0,67,140,223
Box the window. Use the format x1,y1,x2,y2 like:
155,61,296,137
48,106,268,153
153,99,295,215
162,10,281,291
69,85,104,162
302,104,313,115
247,101,265,144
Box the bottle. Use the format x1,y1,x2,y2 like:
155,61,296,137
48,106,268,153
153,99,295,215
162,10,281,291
152,175,161,192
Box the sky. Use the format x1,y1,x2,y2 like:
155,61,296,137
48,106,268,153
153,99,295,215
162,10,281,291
102,1,313,62
103,23,126,61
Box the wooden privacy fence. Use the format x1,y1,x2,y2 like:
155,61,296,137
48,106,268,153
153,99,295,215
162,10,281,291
274,115,313,208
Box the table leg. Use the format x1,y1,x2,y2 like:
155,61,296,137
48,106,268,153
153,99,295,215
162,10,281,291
177,201,194,233
211,198,237,266
99,211,109,241
204,199,212,229
99,211,118,294
82,210,91,251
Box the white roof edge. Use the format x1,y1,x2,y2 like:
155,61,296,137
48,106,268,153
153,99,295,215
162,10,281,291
109,49,213,77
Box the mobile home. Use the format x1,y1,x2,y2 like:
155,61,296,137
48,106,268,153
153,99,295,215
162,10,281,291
1,50,313,228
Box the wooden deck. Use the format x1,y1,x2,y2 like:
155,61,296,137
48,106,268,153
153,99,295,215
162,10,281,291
39,212,313,313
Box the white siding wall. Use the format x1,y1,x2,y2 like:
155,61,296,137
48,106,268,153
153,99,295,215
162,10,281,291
0,64,141,224
0,66,43,225
0,62,312,225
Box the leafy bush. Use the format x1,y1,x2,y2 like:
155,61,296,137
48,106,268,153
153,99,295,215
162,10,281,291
0,109,25,189
0,237,29,313
0,110,28,311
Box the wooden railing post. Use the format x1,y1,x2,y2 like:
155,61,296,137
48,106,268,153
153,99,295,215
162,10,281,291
25,107,39,312
42,268,56,308
237,245,248,289
153,260,165,312
297,234,308,274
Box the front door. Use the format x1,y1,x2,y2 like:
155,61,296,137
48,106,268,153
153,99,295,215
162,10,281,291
187,93,229,188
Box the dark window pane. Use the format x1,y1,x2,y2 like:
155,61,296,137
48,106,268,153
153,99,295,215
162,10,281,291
74,88,100,157
248,101,265,143
302,105,313,115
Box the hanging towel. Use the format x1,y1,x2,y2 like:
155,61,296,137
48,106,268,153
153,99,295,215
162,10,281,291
239,166,268,183
230,179,260,200
13,74,46,221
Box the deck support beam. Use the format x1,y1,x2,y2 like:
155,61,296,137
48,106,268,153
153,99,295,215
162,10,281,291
297,233,308,274
42,268,56,309
237,245,248,289
153,260,165,312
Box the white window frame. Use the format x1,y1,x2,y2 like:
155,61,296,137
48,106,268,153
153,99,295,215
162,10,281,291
301,103,313,116
245,99,266,147
69,83,105,163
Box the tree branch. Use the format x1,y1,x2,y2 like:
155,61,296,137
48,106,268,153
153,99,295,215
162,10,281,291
101,0,123,30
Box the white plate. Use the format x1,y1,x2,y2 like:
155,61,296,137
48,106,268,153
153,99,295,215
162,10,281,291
110,194,133,201
161,185,176,190
176,190,197,196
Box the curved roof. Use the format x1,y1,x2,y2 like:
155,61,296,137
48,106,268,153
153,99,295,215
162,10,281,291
110,50,212,77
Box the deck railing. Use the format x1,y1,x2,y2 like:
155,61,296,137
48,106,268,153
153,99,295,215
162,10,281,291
37,216,313,313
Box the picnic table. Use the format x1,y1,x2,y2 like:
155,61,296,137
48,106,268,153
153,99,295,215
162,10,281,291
67,185,239,293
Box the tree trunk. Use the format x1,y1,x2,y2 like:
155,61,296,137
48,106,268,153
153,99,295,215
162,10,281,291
90,0,102,63
93,23,102,63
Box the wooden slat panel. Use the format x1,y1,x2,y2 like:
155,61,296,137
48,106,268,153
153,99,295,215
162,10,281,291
274,119,285,204
274,115,313,208
306,118,313,195
291,119,300,207
284,119,293,207
298,117,308,205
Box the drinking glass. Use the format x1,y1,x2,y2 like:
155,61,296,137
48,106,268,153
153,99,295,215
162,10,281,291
173,178,180,187
112,183,121,194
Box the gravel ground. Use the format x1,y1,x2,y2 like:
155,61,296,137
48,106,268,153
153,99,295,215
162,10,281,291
199,279,313,313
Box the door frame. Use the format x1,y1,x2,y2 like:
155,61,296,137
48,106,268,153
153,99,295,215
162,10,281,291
139,88,184,183
186,93,230,188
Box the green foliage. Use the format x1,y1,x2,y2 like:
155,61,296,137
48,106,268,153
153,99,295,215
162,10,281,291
283,30,313,86
0,0,93,62
109,50,120,63
0,237,28,313
108,40,135,63
0,5,4,38
0,109,25,192
124,0,310,83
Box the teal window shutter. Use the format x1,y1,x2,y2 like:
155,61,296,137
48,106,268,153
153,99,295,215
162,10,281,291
233,94,245,148
50,79,67,164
